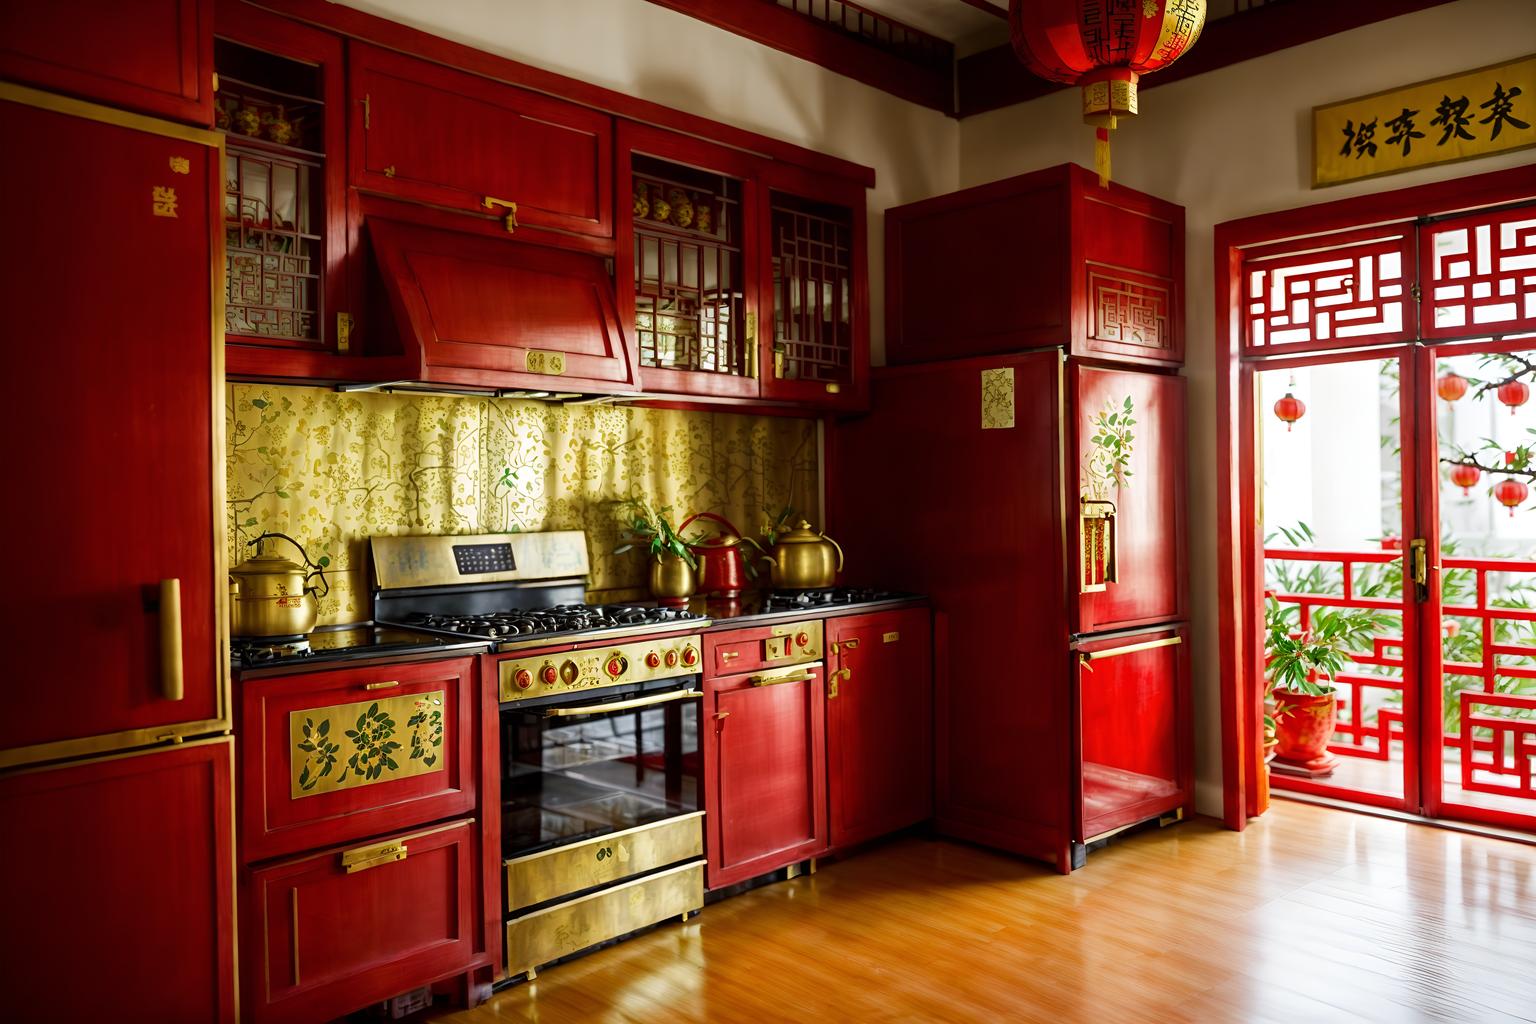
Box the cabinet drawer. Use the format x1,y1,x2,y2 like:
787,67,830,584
506,860,703,977
506,811,703,913
239,656,476,862
350,43,612,240
243,819,476,1024
707,619,822,676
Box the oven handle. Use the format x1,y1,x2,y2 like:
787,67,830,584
543,689,702,717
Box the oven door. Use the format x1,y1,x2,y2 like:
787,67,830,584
500,678,703,862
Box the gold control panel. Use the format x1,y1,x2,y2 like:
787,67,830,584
499,633,704,702
713,619,823,675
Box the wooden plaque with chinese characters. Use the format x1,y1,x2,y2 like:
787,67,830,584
1313,54,1535,187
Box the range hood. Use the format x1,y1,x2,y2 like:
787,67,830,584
367,218,637,399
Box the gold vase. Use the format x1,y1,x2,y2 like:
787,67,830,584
649,553,697,607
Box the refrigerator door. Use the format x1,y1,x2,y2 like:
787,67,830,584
1070,363,1188,634
0,87,227,767
1075,624,1192,842
830,350,1074,868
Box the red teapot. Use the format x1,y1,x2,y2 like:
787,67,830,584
680,512,749,599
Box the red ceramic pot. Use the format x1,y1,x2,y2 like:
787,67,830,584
1271,688,1339,774
681,512,748,599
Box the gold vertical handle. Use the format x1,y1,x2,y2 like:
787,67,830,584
483,196,518,232
159,578,184,702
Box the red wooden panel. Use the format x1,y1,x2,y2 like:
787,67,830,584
238,656,477,862
349,43,612,240
0,0,212,124
0,740,236,1022
1074,179,1184,366
704,664,828,888
830,351,1074,868
1076,626,1191,840
369,218,635,390
1071,364,1188,634
243,818,476,1024
1422,206,1536,340
827,607,933,849
0,92,222,758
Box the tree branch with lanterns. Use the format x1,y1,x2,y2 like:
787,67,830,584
1436,356,1536,513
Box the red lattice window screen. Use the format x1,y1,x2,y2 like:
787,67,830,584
1422,206,1536,340
1242,225,1415,355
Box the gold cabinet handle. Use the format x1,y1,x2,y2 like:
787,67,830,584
544,689,701,717
483,196,518,232
159,578,184,701
341,838,408,873
363,680,400,691
750,670,816,687
720,650,739,662
1079,635,1182,669
828,667,851,699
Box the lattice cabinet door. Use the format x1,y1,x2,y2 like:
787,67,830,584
1421,205,1536,341
214,6,349,353
759,162,869,410
619,123,762,401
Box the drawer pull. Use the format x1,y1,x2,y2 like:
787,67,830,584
720,650,739,662
158,578,184,701
750,669,816,687
545,689,701,717
341,839,408,873
1079,635,1182,670
362,680,400,691
483,195,518,232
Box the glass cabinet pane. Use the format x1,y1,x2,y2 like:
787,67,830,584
771,192,854,388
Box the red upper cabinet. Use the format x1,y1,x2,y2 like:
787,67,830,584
886,163,1184,368
0,87,225,765
0,740,237,1023
0,0,213,124
760,162,870,409
620,122,763,401
1071,364,1187,634
827,608,933,850
349,43,613,245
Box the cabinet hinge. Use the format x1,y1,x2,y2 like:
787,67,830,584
337,312,355,353
1410,282,1423,302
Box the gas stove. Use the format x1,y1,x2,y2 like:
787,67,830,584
759,587,916,612
395,603,702,644
231,624,475,670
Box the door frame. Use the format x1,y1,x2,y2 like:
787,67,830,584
1214,165,1536,830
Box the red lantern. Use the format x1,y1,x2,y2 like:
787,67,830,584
1436,372,1469,402
1009,0,1207,186
1449,463,1481,495
1495,476,1528,516
1273,392,1306,431
1497,379,1530,414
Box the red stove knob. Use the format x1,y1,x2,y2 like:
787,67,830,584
664,650,679,668
795,632,809,648
605,655,627,678
645,652,661,668
540,664,558,685
681,646,699,667
513,668,533,690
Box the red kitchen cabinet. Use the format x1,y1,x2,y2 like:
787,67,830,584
0,86,226,766
0,739,237,1023
238,656,478,862
1071,364,1188,633
704,659,828,888
827,608,933,849
886,163,1184,368
1076,626,1191,841
349,43,613,244
0,0,213,124
243,818,478,1024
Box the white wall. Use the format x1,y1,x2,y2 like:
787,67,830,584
336,0,962,353
960,0,1536,815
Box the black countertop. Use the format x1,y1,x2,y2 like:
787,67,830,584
687,589,929,631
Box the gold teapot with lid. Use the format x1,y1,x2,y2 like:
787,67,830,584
758,520,843,590
228,532,330,638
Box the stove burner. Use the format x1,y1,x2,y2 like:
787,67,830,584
232,637,313,666
760,587,909,612
399,603,703,640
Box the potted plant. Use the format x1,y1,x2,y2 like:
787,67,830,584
1264,597,1384,775
613,498,698,607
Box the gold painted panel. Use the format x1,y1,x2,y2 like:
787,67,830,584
227,386,818,624
980,368,1015,430
290,689,445,798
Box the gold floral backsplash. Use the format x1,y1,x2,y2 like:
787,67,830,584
227,385,818,625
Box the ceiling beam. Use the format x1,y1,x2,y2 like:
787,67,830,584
957,0,1458,119
954,0,1007,17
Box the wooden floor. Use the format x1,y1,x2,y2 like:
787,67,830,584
434,802,1536,1023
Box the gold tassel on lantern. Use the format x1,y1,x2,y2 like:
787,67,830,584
1094,127,1111,188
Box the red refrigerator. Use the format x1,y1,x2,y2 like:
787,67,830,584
831,350,1191,872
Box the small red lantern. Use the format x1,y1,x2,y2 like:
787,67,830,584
1436,372,1469,402
1449,463,1481,495
1009,1,1207,186
1498,379,1530,414
1273,392,1306,431
1495,476,1528,515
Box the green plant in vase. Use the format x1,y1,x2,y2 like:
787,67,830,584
613,498,698,606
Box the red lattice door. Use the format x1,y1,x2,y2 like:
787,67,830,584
1422,206,1536,341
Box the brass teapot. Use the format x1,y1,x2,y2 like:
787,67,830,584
228,532,330,638
758,520,843,590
